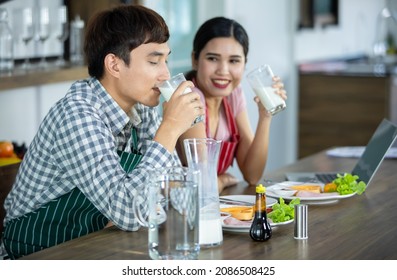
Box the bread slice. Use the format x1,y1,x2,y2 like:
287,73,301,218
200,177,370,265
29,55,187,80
221,206,253,221
290,185,321,193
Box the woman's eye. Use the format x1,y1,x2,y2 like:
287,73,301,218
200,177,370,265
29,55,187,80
207,56,218,62
149,61,158,65
230,59,241,64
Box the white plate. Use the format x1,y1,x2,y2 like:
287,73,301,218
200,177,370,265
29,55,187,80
219,195,288,233
219,195,277,208
266,181,356,205
222,217,293,233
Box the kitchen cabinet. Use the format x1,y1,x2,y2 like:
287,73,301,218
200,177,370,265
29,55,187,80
298,61,395,158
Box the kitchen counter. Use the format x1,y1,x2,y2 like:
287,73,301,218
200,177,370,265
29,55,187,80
299,55,397,77
297,55,396,158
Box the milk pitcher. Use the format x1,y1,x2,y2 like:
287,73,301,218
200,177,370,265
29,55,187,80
183,138,223,247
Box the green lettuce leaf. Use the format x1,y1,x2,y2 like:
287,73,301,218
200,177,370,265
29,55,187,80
333,173,367,195
268,197,300,223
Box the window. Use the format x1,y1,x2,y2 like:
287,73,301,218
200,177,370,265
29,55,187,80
298,0,339,29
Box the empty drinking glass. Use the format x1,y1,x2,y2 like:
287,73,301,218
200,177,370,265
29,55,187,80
37,7,50,68
133,166,200,260
13,8,34,70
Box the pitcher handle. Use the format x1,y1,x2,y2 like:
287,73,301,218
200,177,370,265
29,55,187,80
132,191,149,227
133,190,167,227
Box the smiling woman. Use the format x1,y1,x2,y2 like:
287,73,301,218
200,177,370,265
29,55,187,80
178,17,287,193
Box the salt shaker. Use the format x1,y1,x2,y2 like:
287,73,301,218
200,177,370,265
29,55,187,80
294,204,308,239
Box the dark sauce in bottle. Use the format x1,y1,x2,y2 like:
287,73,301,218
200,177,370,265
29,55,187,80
249,184,272,241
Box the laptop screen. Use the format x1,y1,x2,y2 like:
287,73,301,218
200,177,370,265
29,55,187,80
352,119,397,184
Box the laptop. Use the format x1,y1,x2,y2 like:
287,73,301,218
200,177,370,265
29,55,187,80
286,118,397,185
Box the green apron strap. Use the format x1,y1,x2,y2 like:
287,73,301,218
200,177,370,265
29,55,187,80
118,127,143,173
131,127,139,153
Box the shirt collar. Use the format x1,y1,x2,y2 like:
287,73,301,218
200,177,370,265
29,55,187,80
88,78,132,136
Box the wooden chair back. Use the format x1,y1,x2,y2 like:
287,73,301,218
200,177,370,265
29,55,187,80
0,162,20,235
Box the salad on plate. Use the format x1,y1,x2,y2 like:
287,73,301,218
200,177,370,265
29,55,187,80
221,198,300,232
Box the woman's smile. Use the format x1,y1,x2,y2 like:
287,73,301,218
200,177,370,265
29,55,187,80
212,79,231,89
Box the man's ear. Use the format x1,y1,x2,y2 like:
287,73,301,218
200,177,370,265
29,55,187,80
104,53,120,78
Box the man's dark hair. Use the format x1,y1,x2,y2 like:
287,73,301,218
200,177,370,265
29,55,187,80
84,5,170,79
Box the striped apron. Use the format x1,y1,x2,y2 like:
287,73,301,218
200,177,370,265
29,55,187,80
3,128,142,259
206,97,240,175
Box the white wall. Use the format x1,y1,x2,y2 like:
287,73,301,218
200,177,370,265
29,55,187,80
295,0,386,62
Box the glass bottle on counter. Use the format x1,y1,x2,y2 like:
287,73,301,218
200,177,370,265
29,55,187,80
0,8,14,73
70,15,85,65
249,184,272,241
373,7,397,59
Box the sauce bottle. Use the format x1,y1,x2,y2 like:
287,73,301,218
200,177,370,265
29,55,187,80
249,184,272,241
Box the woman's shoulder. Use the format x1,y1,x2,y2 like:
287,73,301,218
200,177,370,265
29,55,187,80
227,85,244,100
227,85,246,116
192,86,206,103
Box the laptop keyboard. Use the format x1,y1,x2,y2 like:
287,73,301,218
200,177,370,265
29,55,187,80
315,173,338,184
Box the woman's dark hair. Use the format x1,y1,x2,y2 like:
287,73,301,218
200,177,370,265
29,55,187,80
186,17,249,80
84,5,170,79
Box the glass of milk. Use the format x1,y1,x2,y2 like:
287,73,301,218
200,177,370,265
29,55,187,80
158,73,192,101
158,73,203,124
246,65,286,115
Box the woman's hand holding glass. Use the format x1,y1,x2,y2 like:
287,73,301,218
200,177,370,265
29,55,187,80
255,76,287,118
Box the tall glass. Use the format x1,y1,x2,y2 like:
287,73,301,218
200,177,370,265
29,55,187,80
37,7,50,68
247,65,286,116
13,8,34,70
158,73,204,125
54,5,68,66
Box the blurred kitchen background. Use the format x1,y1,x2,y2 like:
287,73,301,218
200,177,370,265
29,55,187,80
0,0,396,181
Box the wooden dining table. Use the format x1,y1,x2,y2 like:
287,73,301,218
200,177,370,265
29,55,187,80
20,149,397,260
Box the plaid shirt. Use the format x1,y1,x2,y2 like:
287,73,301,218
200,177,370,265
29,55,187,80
4,77,180,231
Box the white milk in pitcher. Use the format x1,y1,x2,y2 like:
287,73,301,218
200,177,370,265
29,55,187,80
199,217,223,246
